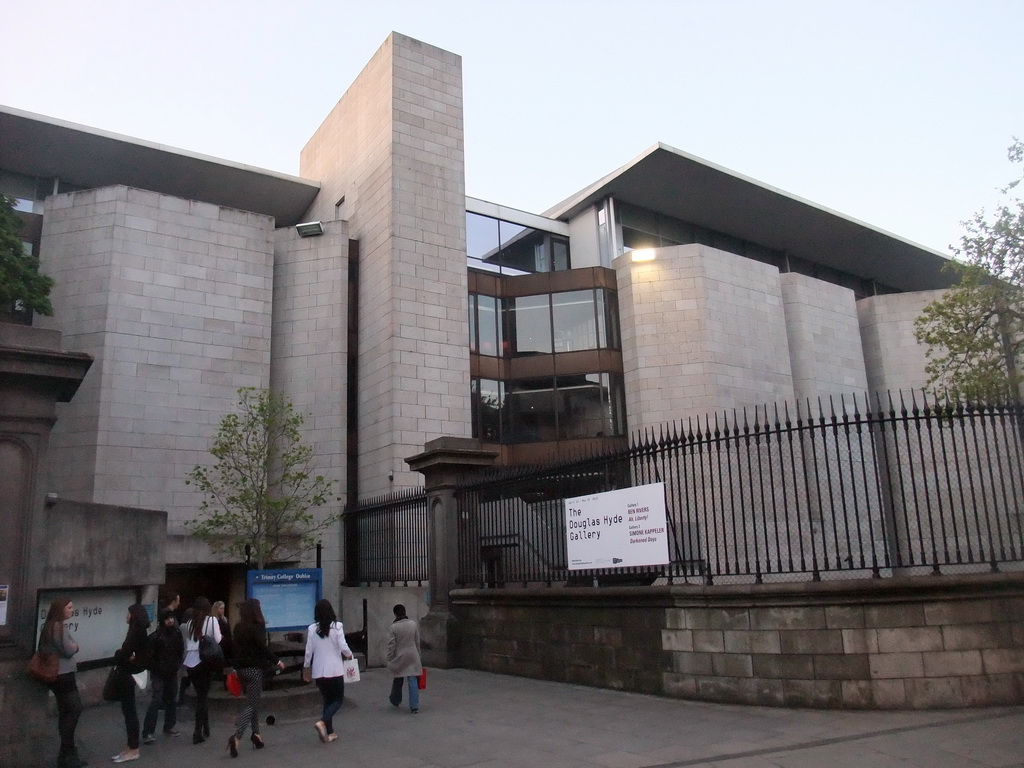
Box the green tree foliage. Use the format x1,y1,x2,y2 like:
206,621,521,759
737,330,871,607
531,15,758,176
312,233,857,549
915,140,1024,402
0,194,54,317
186,388,340,569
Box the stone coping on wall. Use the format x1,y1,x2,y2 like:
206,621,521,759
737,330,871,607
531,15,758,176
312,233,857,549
450,572,1024,709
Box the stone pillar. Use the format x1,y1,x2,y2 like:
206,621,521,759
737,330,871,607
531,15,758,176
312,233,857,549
406,437,496,667
0,324,91,767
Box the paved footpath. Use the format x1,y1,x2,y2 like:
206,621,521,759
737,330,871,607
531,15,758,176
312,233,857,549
62,667,1024,768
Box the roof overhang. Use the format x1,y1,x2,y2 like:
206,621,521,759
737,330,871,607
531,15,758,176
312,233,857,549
0,105,321,227
545,143,956,292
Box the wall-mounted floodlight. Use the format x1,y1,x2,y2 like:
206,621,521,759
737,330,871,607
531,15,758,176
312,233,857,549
631,249,655,262
295,220,324,237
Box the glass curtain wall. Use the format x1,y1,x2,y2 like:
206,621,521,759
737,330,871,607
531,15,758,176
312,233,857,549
471,374,626,443
471,289,619,358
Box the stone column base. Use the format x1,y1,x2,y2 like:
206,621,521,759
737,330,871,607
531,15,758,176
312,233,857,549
0,659,50,767
419,608,458,669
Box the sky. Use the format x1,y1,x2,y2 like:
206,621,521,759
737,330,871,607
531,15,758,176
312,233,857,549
3,0,1022,256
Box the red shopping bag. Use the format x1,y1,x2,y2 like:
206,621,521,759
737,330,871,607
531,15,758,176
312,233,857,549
226,671,243,697
417,668,427,690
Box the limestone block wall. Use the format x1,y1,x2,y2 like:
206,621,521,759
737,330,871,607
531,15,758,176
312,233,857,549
780,272,868,401
452,574,1024,709
271,222,349,594
614,244,795,434
36,185,274,552
299,33,470,498
858,290,943,396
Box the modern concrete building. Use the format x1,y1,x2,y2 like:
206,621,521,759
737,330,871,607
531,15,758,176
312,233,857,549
0,32,954,607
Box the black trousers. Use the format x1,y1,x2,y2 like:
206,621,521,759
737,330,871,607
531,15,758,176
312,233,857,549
187,663,213,736
50,673,83,760
119,673,140,749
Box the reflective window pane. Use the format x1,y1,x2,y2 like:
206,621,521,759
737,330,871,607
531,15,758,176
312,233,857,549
477,295,502,356
503,378,557,443
473,378,502,442
557,374,608,439
468,294,477,354
509,295,551,355
500,221,547,273
552,290,597,352
467,212,500,261
552,236,570,271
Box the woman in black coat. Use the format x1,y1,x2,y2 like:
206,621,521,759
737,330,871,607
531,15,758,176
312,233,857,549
111,603,151,763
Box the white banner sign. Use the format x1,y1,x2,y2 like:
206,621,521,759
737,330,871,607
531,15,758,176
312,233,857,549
37,589,139,664
565,482,669,570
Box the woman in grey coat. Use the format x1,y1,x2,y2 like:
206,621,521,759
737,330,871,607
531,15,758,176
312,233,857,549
386,604,422,713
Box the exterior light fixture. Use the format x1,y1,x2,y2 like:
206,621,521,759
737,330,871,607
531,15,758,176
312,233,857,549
295,220,324,237
631,249,655,262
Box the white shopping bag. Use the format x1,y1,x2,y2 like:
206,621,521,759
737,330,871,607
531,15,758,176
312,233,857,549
131,670,149,690
343,658,360,683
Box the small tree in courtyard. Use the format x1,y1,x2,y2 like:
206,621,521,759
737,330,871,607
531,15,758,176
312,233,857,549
186,387,340,569
0,194,54,318
915,139,1024,402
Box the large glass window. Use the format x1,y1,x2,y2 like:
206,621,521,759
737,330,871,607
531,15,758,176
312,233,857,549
470,288,620,357
508,295,551,355
552,290,598,352
557,374,615,439
503,378,558,443
472,378,503,442
467,212,570,275
472,374,626,443
475,295,503,356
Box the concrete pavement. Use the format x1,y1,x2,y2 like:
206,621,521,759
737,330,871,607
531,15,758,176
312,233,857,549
57,667,1024,768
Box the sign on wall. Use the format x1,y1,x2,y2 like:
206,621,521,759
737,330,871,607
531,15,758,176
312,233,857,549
565,482,670,571
36,588,139,664
247,568,322,631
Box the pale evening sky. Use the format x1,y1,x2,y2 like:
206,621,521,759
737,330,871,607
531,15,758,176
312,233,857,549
3,0,1022,256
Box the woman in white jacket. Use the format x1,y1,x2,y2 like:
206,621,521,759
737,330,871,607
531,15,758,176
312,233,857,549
303,599,352,743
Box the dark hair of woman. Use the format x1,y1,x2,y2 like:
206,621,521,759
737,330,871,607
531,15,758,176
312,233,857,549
128,603,151,632
314,599,336,638
237,598,267,630
190,596,212,641
41,597,70,644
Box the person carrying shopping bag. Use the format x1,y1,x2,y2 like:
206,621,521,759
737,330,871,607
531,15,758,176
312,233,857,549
386,604,422,713
227,599,284,757
303,599,353,744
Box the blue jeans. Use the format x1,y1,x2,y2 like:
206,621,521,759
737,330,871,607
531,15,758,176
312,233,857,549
315,676,345,733
389,675,419,711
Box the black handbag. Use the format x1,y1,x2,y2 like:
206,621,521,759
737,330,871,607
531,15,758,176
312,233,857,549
199,635,225,667
102,666,125,702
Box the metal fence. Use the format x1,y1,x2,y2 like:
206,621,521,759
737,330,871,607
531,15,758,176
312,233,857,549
341,488,429,585
455,391,1024,587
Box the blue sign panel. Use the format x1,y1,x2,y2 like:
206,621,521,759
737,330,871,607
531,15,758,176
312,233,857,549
246,568,322,631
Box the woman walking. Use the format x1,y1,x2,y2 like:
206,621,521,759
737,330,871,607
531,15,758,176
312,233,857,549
182,597,221,744
386,604,422,713
111,603,150,763
227,599,283,757
303,599,353,744
39,598,85,768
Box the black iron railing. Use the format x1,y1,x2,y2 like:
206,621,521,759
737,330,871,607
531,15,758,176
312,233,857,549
455,391,1024,586
341,488,428,585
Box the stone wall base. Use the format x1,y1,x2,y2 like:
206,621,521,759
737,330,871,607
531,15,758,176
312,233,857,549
451,573,1024,709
